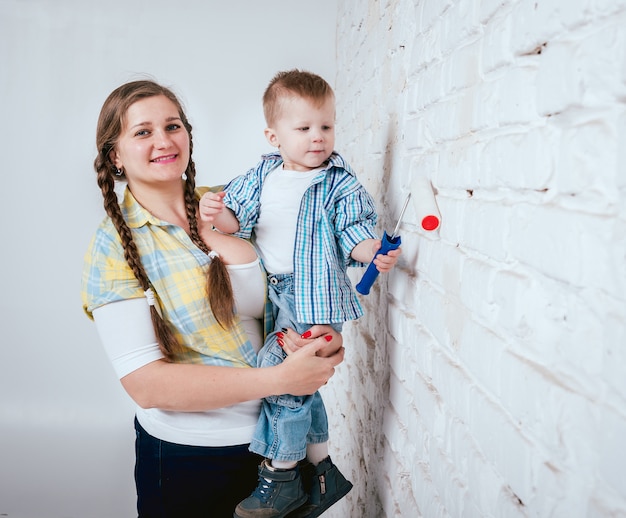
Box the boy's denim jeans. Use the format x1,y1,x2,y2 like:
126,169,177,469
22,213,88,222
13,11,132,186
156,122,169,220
249,273,341,462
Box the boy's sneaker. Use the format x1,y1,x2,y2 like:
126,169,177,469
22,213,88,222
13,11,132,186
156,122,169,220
287,456,353,518
234,459,307,518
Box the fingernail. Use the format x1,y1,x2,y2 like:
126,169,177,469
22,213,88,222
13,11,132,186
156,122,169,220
324,335,332,342
281,328,288,333
277,338,284,347
301,331,312,339
276,332,284,340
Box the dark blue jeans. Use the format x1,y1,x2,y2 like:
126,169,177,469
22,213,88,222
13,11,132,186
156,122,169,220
134,418,261,518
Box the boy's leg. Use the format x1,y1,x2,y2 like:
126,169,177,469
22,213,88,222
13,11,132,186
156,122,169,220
249,381,317,463
236,280,311,517
237,349,311,516
289,354,352,518
287,457,353,518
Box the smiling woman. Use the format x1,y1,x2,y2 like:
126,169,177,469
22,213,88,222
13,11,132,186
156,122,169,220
110,95,193,227
81,79,345,518
111,97,190,188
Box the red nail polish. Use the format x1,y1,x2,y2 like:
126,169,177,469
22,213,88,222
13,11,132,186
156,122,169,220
276,332,284,340
277,338,284,347
324,335,332,342
301,331,312,339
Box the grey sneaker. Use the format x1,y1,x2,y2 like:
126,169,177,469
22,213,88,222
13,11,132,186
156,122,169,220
234,459,307,518
287,456,353,518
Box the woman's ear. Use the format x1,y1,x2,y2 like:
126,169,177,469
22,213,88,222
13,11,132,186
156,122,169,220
264,127,279,148
109,149,121,168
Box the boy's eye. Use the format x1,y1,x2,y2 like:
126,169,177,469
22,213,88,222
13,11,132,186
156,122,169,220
298,127,309,131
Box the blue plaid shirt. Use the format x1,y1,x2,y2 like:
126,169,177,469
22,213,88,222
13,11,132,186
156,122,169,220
223,151,379,324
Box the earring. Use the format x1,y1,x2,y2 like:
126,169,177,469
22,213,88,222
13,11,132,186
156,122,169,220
115,168,123,176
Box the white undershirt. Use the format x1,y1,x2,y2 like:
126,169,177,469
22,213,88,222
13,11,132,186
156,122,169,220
253,166,320,274
92,258,266,446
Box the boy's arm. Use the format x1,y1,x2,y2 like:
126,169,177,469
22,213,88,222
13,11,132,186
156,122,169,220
350,239,378,263
351,238,401,273
199,191,240,234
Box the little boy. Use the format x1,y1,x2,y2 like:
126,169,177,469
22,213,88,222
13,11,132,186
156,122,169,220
200,69,401,518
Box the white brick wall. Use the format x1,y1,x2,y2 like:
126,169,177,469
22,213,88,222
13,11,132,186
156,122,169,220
324,0,626,516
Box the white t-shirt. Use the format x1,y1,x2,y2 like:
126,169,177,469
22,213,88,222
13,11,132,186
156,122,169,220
253,165,320,274
92,258,266,446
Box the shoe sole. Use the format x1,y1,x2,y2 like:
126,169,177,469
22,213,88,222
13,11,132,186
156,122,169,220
286,480,353,518
234,493,308,518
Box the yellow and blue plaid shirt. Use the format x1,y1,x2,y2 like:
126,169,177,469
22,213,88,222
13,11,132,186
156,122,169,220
81,186,270,368
224,151,379,325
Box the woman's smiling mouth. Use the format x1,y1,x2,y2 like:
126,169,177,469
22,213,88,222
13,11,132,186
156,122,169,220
151,154,178,164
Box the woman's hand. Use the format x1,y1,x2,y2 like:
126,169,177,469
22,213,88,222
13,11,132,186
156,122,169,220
275,334,345,396
277,325,343,358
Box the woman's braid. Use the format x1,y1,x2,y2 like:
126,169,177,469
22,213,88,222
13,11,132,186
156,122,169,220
95,162,180,359
183,143,236,329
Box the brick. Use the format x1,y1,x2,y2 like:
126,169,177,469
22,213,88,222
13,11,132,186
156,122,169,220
508,204,625,296
481,14,515,74
478,127,555,190
537,21,626,115
553,110,622,202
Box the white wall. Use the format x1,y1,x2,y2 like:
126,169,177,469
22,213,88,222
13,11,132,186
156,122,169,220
324,0,626,517
0,1,336,517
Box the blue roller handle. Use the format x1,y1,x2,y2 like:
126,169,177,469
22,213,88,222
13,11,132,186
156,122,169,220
355,231,402,295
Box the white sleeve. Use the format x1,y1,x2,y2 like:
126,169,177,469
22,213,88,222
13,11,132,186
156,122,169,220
92,298,165,379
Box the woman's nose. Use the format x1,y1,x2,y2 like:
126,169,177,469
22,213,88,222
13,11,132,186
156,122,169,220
154,130,172,148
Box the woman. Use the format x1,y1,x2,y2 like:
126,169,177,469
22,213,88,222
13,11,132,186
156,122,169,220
81,80,345,517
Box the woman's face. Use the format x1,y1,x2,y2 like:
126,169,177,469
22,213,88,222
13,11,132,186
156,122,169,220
111,95,190,187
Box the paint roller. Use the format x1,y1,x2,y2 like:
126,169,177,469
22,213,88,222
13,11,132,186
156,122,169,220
355,177,440,295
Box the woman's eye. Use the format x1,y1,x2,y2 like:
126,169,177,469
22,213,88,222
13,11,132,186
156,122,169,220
167,124,181,131
134,129,149,137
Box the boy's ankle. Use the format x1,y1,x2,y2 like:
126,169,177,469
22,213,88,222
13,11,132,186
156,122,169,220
270,459,298,471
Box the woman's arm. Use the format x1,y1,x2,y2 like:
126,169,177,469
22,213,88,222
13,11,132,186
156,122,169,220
93,299,343,412
121,341,342,412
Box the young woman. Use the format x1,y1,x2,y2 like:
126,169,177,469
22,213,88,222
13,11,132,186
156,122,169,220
81,80,345,517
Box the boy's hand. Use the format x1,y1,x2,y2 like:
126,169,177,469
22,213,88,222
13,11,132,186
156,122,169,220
370,240,402,273
351,238,402,272
199,191,226,222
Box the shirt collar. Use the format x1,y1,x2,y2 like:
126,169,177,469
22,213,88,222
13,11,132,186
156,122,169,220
121,186,163,229
260,151,355,177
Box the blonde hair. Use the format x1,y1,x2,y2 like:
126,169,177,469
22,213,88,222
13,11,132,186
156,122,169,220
94,80,236,359
262,69,335,126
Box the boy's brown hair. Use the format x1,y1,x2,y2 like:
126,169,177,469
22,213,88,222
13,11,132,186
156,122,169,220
262,69,335,126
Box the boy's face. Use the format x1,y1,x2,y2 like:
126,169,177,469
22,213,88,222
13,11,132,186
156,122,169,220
264,95,335,172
